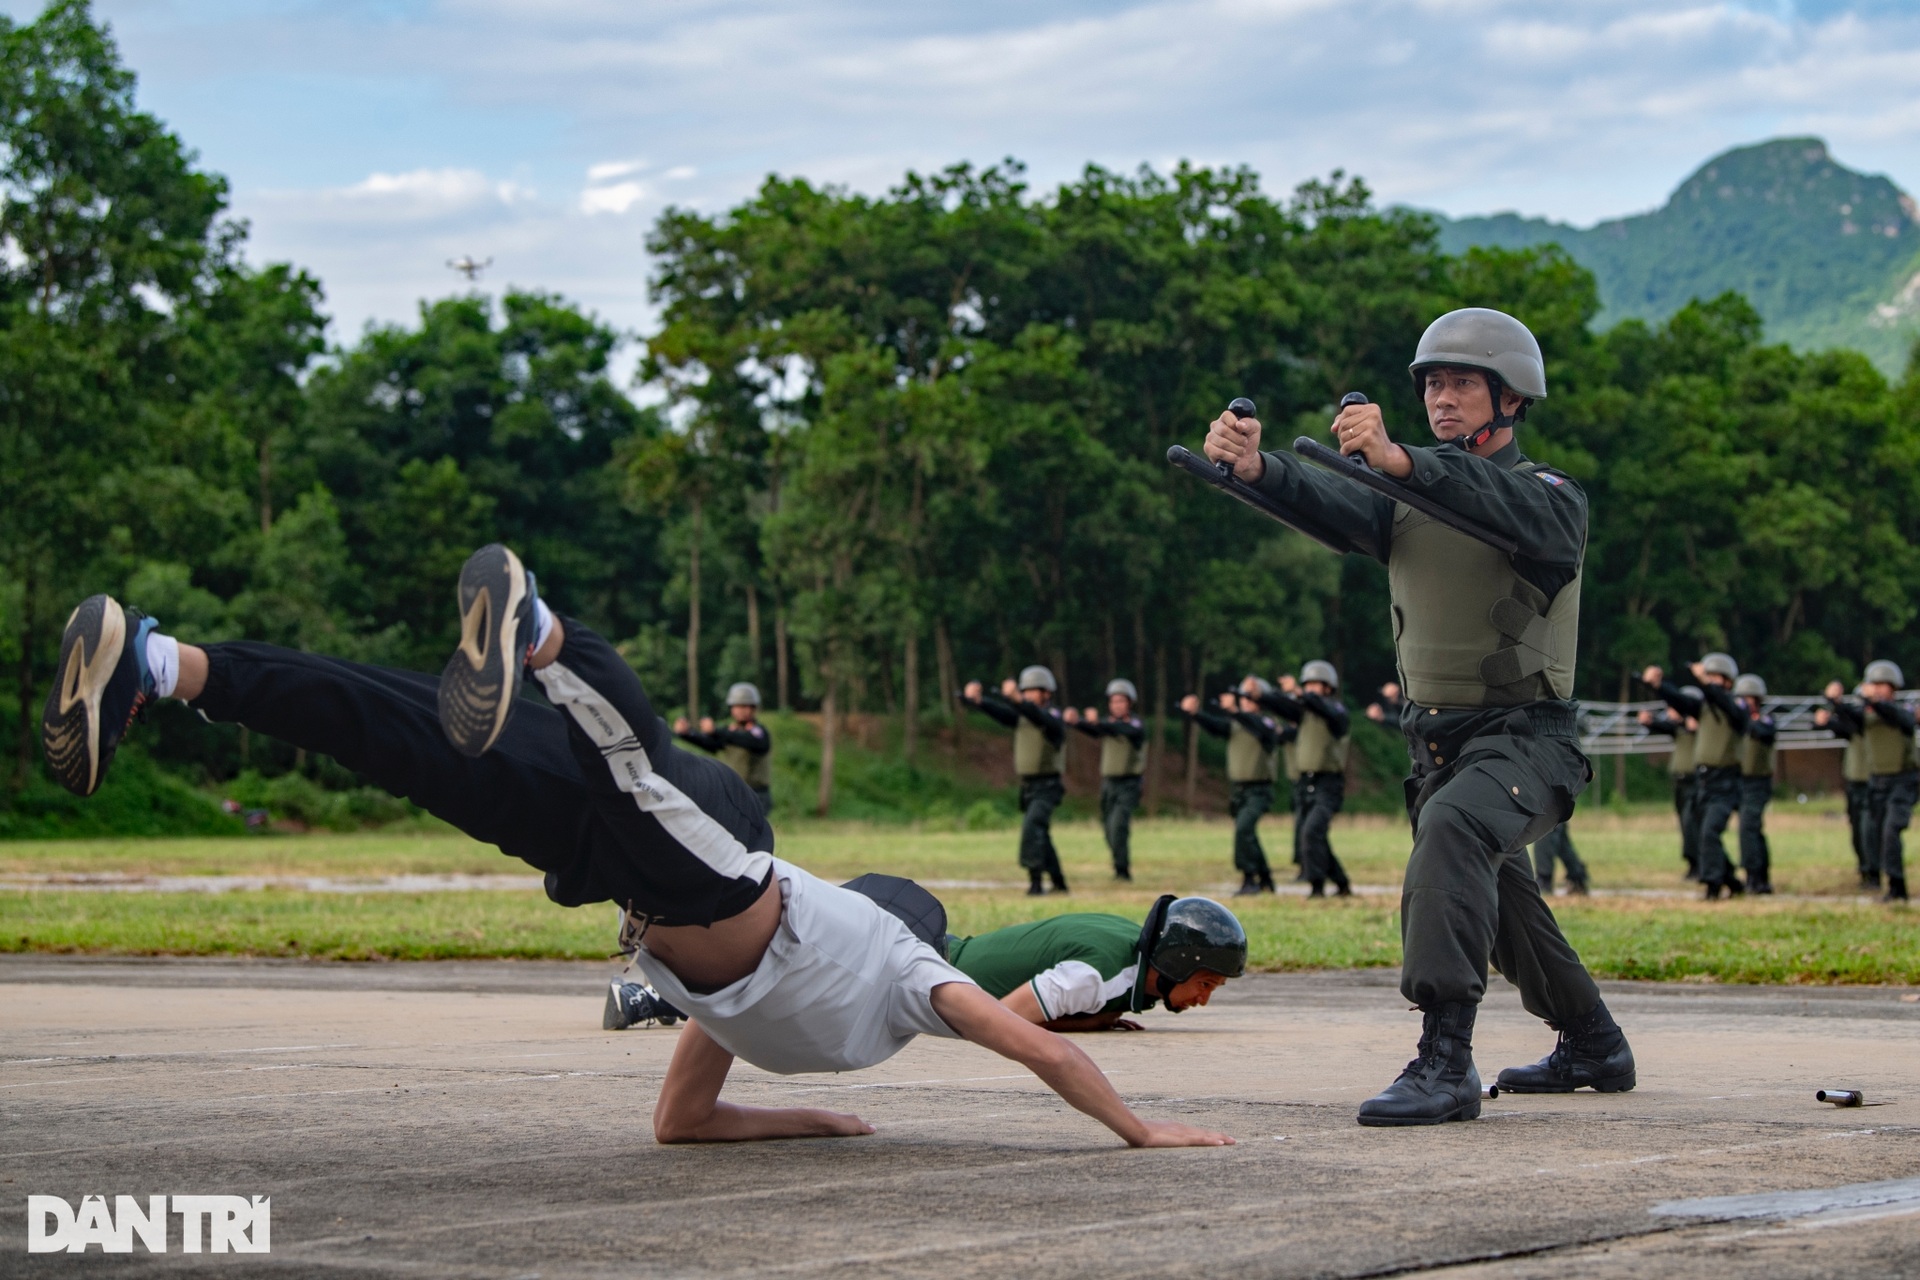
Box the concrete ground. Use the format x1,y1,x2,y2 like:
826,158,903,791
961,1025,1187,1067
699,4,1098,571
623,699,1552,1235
3,956,1918,1279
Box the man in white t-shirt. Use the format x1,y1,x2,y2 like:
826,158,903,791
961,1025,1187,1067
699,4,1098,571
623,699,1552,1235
44,543,1232,1150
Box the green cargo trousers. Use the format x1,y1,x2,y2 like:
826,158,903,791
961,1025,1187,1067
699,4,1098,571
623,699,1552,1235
1229,781,1273,880
1017,774,1066,877
1400,722,1600,1023
1098,775,1141,876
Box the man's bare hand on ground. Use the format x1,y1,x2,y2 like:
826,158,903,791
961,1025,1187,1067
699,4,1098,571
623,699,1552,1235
930,983,1235,1149
1134,1121,1235,1148
1204,410,1264,482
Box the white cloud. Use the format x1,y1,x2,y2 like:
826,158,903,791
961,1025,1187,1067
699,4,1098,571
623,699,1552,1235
579,179,646,215
328,168,535,220
586,159,647,183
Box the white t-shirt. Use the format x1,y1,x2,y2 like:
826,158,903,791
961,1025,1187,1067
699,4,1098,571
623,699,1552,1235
638,859,976,1075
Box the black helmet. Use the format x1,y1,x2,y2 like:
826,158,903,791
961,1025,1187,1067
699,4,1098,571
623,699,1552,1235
1139,894,1247,984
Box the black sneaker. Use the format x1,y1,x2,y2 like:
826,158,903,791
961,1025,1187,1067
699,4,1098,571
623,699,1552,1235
41,596,158,797
438,544,539,758
602,981,685,1030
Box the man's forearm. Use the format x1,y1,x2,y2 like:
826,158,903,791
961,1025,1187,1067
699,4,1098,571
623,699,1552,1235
660,1101,874,1144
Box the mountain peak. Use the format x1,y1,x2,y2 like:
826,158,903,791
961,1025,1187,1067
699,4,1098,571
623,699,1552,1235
1430,136,1920,372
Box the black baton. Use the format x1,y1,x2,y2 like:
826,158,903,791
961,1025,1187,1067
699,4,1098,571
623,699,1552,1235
1165,397,1349,553
1292,393,1519,556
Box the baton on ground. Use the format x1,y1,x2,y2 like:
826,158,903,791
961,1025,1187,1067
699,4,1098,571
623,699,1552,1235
1290,393,1520,556
1165,397,1349,553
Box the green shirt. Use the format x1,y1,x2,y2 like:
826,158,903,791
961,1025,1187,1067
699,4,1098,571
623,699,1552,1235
946,913,1155,1018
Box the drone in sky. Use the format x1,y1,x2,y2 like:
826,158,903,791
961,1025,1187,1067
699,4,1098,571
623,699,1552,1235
447,255,493,281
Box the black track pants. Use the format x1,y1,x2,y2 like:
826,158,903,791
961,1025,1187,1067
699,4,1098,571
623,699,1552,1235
189,623,773,925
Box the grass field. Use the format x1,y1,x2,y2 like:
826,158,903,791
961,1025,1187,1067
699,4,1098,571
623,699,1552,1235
2,807,1914,984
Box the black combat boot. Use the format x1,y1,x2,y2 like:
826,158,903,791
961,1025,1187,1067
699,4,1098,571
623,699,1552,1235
1567,875,1591,897
1258,868,1276,893
1233,873,1260,897
1049,871,1070,894
1882,876,1909,903
1496,999,1636,1093
1026,870,1046,896
1356,1003,1481,1127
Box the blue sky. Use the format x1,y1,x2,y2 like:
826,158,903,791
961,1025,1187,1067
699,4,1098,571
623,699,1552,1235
31,0,1920,353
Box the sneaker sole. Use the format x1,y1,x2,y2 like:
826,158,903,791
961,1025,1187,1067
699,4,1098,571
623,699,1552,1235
41,596,127,797
603,981,632,1031
1356,1098,1483,1127
438,545,530,758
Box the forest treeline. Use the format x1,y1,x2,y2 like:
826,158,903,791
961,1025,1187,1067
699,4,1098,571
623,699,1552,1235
4,2,1919,823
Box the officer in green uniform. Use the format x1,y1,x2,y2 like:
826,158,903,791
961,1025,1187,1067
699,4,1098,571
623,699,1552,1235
1640,693,1701,880
961,667,1070,896
1856,660,1916,903
1732,673,1777,894
672,681,773,814
1180,677,1288,896
1530,823,1589,895
947,896,1247,1031
1644,655,1747,899
1259,662,1354,897
1819,682,1879,888
1203,307,1635,1126
1065,678,1147,881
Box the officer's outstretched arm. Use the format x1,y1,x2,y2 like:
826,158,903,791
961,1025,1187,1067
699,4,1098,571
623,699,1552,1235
930,982,1232,1148
1393,445,1586,568
652,1021,874,1143
1250,451,1393,561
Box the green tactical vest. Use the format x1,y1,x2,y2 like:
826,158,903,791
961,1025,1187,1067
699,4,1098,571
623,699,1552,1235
1738,732,1774,780
721,741,772,790
1842,730,1869,784
1667,728,1695,776
1693,701,1740,769
1864,709,1918,776
1015,716,1061,777
1099,727,1146,778
1294,710,1347,776
1280,739,1298,781
1226,720,1276,784
1384,463,1581,709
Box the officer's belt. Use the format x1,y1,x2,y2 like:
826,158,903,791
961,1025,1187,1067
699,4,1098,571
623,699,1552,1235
1406,702,1578,774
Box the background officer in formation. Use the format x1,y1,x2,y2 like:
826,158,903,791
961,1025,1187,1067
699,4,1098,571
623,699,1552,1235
1855,660,1915,903
1181,677,1286,896
962,667,1070,896
1065,679,1146,881
672,682,773,814
1640,693,1700,879
1204,306,1634,1126
1530,823,1589,895
1732,673,1777,894
946,896,1247,1031
1819,681,1879,888
1644,655,1747,899
1259,662,1353,897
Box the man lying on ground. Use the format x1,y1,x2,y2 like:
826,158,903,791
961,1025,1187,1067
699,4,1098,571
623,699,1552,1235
41,544,1232,1149
608,895,1248,1034
948,896,1246,1031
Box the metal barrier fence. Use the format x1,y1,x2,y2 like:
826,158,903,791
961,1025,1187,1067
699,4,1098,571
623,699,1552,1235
1576,694,1920,756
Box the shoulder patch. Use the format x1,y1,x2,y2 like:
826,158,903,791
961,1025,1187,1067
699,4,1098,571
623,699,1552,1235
1537,471,1565,486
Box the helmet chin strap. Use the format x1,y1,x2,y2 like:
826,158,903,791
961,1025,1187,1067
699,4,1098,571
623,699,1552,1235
1447,374,1518,452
